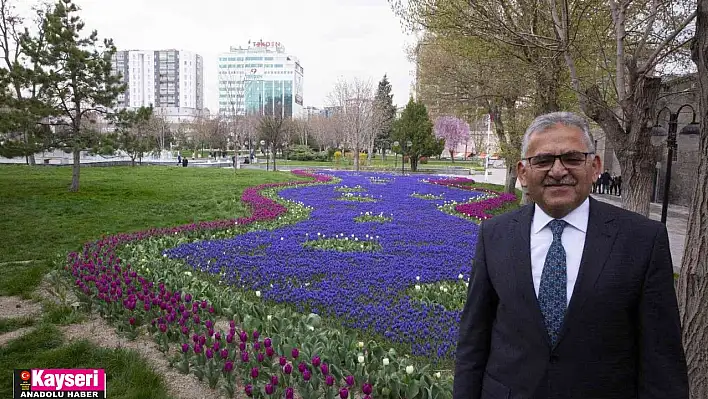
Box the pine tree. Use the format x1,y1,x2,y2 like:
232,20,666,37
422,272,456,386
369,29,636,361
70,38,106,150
392,98,438,171
24,0,124,191
373,74,396,160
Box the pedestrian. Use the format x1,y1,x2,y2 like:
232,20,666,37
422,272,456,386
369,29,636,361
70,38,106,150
177,154,182,166
601,169,611,194
453,111,687,399
182,158,188,167
616,175,622,196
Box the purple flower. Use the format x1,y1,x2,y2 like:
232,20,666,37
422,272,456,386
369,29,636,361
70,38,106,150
239,342,246,351
214,332,221,341
184,293,192,302
291,348,299,359
158,324,167,333
325,375,335,386
194,345,203,354
253,330,260,340
285,387,294,399
320,363,329,375
270,375,279,386
251,367,259,379
279,356,287,366
239,331,248,342
241,351,249,363
257,352,265,363
345,375,355,386
265,383,274,395
206,348,213,359
182,343,190,353
284,363,293,375
264,338,272,348
266,347,275,357
312,356,321,367
128,317,135,326
298,362,307,373
245,384,253,397
362,383,373,395
220,349,229,359
253,341,261,351
339,387,349,399
303,370,311,381
226,334,234,344
212,341,220,351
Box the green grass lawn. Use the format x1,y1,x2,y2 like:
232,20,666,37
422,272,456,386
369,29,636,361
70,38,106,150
0,324,171,399
0,165,307,297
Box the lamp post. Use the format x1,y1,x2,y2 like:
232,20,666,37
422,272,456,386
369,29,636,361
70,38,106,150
402,140,412,175
652,105,700,224
260,139,268,171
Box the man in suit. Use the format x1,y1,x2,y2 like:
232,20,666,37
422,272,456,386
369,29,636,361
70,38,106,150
453,112,687,399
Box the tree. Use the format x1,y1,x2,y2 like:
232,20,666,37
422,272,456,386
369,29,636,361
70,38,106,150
373,74,397,160
393,97,438,171
25,0,124,192
114,106,154,166
257,105,289,171
327,77,376,171
545,0,696,216
434,115,470,162
678,2,708,396
0,0,54,164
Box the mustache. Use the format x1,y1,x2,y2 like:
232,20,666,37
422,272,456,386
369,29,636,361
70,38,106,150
543,179,577,186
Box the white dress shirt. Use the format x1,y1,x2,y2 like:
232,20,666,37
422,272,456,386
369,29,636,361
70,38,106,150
530,198,589,305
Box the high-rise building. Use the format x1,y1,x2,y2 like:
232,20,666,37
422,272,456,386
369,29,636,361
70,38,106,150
217,40,304,119
111,49,204,123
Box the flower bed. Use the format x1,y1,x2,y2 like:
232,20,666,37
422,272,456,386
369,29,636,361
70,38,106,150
64,170,515,398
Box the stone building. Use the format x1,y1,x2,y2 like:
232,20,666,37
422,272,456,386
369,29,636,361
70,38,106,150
592,73,700,206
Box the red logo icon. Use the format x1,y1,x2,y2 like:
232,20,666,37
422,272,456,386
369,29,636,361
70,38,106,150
20,371,30,381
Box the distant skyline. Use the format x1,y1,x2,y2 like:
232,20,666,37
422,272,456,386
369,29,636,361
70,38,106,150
17,0,418,112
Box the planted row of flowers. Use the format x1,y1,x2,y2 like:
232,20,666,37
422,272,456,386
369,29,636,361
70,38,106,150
66,170,452,398
426,177,519,220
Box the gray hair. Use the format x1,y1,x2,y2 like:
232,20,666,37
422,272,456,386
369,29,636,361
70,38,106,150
521,112,595,158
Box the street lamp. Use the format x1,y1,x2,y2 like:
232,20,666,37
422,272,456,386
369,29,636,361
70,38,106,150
652,104,700,224
260,139,268,171
393,141,399,170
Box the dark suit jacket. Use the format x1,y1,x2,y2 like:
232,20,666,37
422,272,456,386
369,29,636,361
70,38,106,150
453,197,688,399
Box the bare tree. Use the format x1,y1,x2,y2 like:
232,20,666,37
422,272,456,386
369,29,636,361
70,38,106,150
257,104,289,171
327,77,376,170
677,3,708,396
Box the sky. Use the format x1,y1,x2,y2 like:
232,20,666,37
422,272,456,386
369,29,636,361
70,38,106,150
21,0,418,112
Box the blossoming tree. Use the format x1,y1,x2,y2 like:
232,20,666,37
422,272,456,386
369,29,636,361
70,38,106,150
434,116,470,163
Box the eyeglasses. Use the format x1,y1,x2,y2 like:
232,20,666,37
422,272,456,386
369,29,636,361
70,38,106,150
525,151,594,170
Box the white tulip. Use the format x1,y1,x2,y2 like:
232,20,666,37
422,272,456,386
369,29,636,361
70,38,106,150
458,273,464,279
358,341,364,348
416,276,421,281
434,372,441,379
184,271,192,277
255,291,261,297
406,365,414,374
383,358,390,366
415,285,421,291
267,315,273,321
358,355,365,364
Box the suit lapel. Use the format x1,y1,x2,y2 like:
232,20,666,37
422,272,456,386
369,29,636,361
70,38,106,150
512,204,551,346
555,198,618,348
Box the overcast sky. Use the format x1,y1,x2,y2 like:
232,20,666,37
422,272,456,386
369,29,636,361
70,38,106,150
24,0,418,112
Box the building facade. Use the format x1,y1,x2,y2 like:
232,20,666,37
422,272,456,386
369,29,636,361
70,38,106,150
217,40,304,119
111,49,204,124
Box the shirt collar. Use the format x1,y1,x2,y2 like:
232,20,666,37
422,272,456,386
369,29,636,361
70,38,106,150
532,197,590,234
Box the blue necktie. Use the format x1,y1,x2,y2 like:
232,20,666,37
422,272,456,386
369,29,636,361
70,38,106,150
538,219,568,346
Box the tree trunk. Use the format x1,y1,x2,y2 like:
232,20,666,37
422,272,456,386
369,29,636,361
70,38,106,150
131,156,136,167
581,78,659,217
354,146,360,171
70,147,80,192
504,164,517,193
411,156,419,171
272,145,277,171
678,3,708,396
450,149,455,163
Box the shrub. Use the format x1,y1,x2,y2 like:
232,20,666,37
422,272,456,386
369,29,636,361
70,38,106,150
288,145,316,161
419,156,429,164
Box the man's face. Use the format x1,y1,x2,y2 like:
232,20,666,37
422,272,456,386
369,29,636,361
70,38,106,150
517,124,601,218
